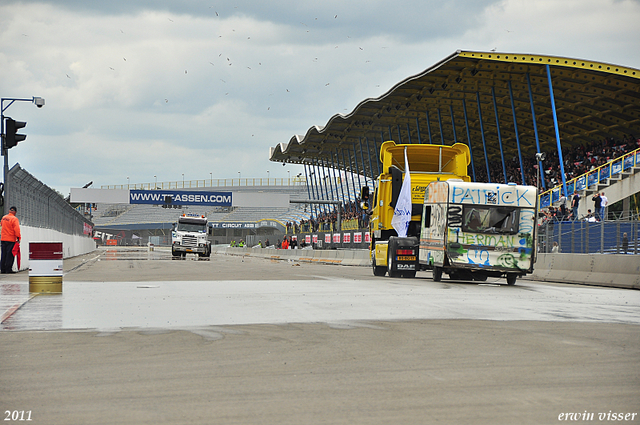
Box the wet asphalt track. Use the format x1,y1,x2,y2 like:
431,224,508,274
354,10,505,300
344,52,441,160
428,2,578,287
1,247,638,425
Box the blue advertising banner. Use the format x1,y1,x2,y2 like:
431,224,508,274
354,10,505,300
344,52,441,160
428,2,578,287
130,190,232,206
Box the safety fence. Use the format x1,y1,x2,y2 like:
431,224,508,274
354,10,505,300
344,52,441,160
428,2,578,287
7,164,93,237
540,147,640,208
538,218,639,254
102,176,308,190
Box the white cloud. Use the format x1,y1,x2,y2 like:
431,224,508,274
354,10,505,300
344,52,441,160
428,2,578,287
2,0,638,195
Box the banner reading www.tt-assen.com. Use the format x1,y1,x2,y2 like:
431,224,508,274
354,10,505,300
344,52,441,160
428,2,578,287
129,190,232,206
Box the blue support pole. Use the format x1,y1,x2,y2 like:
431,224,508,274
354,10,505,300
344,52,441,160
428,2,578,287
462,99,477,182
546,64,568,197
314,159,327,212
310,161,322,214
388,126,393,141
352,145,363,190
303,163,315,218
449,105,458,143
415,117,423,144
323,158,336,202
359,137,369,187
425,111,433,144
396,124,402,144
491,86,508,183
340,149,352,207
437,108,445,144
508,81,526,185
347,149,358,204
332,151,346,207
406,123,412,144
365,137,375,186
527,73,546,190
476,92,492,183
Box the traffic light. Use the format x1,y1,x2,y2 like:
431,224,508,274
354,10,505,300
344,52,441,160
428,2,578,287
4,118,27,150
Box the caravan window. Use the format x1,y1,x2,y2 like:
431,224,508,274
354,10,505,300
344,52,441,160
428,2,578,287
462,206,520,234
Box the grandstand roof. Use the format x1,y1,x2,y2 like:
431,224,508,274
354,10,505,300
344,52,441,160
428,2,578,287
269,50,640,179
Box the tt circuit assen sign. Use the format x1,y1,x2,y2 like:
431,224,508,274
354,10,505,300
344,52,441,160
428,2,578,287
129,190,232,206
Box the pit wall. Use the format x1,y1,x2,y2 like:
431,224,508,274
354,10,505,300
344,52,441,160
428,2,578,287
213,246,638,290
531,253,640,290
15,225,97,271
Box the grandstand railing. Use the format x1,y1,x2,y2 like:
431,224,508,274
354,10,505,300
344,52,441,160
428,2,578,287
538,215,639,254
540,147,640,208
102,177,307,190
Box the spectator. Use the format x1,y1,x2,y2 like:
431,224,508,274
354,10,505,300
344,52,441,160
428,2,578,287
592,192,602,221
1,206,21,274
600,192,608,221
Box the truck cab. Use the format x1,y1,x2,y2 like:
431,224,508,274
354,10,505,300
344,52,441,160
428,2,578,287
366,141,470,277
172,214,211,258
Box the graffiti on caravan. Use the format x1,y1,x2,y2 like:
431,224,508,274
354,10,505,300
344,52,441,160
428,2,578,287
130,190,232,206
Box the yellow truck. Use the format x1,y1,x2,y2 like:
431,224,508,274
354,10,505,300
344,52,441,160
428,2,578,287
364,141,471,277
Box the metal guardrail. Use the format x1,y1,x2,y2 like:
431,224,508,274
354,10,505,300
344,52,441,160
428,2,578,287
540,147,640,208
8,164,93,236
101,177,308,190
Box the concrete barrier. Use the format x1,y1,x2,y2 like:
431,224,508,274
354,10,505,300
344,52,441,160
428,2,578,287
212,246,637,290
532,253,640,289
17,226,97,272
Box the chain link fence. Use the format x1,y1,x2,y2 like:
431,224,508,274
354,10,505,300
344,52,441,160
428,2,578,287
6,164,92,236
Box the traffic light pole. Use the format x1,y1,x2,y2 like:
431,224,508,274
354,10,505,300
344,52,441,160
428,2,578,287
1,96,45,215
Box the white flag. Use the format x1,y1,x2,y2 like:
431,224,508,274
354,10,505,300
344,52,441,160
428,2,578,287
391,147,412,238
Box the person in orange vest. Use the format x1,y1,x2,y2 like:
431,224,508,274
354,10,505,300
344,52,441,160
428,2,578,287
1,206,21,273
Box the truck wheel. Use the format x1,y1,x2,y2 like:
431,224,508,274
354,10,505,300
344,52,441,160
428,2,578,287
171,248,179,258
506,274,517,285
387,243,400,278
372,255,386,276
433,266,443,282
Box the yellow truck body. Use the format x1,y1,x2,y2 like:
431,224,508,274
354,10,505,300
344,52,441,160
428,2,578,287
367,141,470,277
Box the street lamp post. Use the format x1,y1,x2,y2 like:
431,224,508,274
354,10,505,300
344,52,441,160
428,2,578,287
1,96,45,215
154,175,157,189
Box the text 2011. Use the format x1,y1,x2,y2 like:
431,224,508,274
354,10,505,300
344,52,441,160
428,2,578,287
4,411,32,421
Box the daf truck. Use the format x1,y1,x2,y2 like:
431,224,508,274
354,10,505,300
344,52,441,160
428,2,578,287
172,214,211,258
364,141,471,278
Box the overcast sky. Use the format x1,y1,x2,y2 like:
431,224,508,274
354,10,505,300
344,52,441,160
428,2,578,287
1,0,639,195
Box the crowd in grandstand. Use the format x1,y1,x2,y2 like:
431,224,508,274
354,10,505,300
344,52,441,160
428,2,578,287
474,134,639,189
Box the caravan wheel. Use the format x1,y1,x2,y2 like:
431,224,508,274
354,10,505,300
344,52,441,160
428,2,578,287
432,266,443,282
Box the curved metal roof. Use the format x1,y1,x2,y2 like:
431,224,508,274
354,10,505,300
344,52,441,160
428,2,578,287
269,50,640,181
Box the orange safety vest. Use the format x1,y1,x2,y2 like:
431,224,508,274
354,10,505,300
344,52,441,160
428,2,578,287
1,211,21,242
